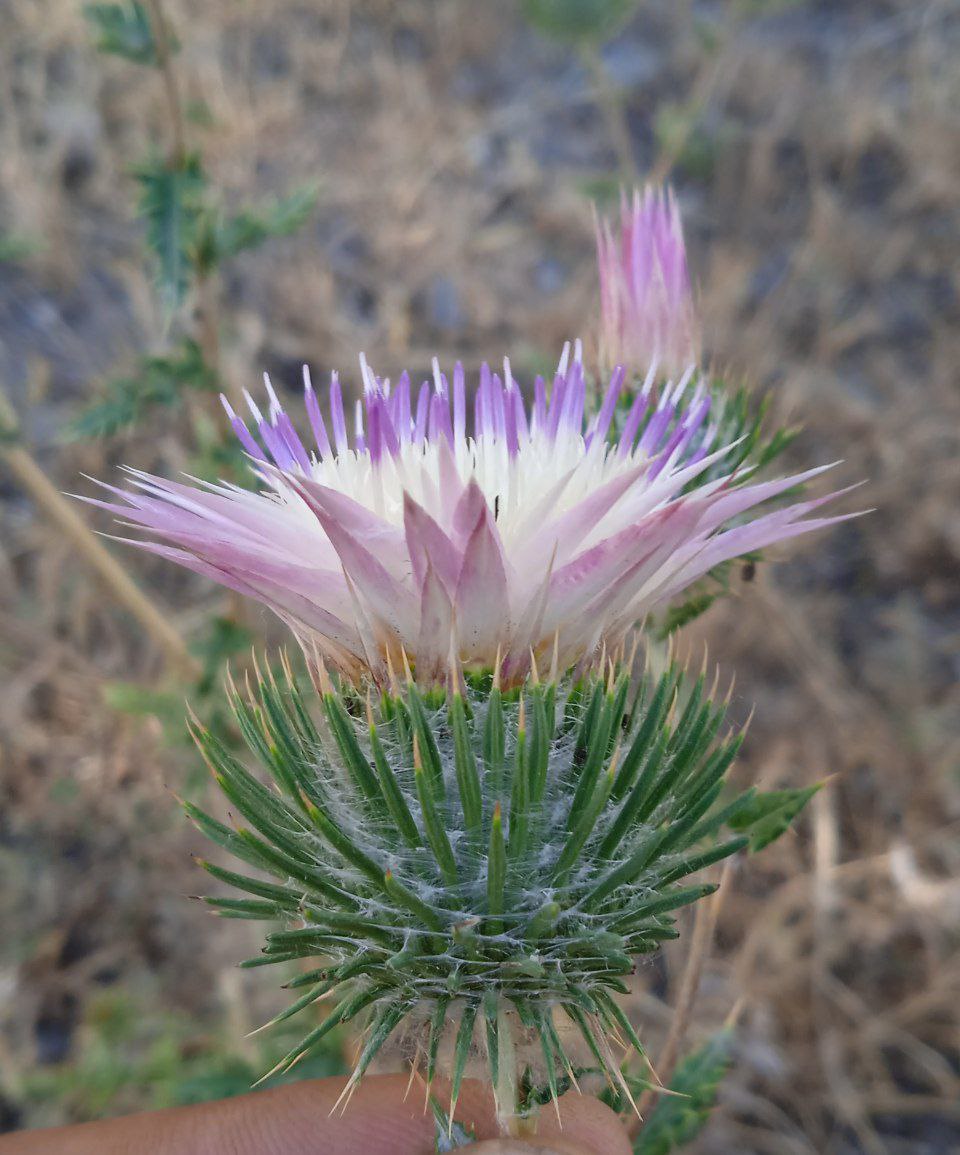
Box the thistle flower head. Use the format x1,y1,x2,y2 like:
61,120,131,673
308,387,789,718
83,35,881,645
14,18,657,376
596,186,699,378
190,655,794,1122
93,342,850,685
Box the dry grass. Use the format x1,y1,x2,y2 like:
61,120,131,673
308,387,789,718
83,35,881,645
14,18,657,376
1,1,958,1149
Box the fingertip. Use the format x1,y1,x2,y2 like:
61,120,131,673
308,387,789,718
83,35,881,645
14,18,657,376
535,1089,633,1155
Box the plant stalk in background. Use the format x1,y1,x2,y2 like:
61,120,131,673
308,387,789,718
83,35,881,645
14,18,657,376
78,1,319,451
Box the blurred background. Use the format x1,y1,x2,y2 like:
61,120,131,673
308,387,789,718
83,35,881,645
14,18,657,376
1,1,958,1151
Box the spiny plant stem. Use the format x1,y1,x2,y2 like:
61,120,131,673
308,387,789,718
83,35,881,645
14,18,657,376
197,263,243,412
580,44,637,182
143,0,241,416
144,0,186,167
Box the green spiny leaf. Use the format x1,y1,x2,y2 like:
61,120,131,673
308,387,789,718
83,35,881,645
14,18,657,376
346,998,412,1086
656,836,748,888
660,781,727,853
487,802,506,935
383,870,445,934
252,978,336,1033
133,153,206,311
553,760,616,884
406,686,445,798
728,782,822,852
450,692,483,839
427,996,450,1084
598,726,671,859
450,1002,478,1116
633,1029,734,1155
585,826,672,909
522,0,639,45
300,799,383,885
322,692,384,808
483,686,506,799
196,184,320,270
196,859,304,908
84,2,169,65
182,800,277,876
369,720,421,847
527,682,554,804
609,883,717,934
262,985,384,1082
566,688,615,823
611,669,678,802
414,762,458,886
507,713,530,861
676,787,757,851
204,896,286,920
72,338,214,439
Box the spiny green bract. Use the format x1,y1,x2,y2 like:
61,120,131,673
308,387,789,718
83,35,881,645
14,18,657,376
186,660,762,1114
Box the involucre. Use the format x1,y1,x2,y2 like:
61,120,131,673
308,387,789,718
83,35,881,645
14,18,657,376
189,654,760,1123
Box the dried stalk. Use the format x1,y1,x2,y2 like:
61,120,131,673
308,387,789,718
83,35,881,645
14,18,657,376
634,858,733,1128
144,0,239,414
580,45,637,182
0,392,198,679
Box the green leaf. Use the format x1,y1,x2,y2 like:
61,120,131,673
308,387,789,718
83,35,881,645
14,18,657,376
449,1002,478,1116
653,102,719,183
382,870,444,934
262,986,385,1082
414,762,458,887
656,835,748,888
728,782,822,852
196,185,319,271
71,338,215,439
450,692,483,839
184,98,215,127
0,231,46,263
346,998,412,1086
133,153,207,311
426,996,450,1085
102,681,184,730
322,691,385,807
522,0,639,45
84,3,172,65
633,1030,734,1155
483,686,506,799
486,803,506,935
191,616,254,697
368,722,421,848
654,592,720,641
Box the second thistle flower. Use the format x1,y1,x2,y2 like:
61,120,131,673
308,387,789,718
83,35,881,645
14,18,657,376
596,186,700,379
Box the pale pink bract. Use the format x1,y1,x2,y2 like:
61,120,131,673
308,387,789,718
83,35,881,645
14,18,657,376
90,343,851,685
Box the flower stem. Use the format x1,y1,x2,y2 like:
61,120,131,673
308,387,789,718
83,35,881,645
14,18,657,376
144,0,186,167
580,45,637,182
